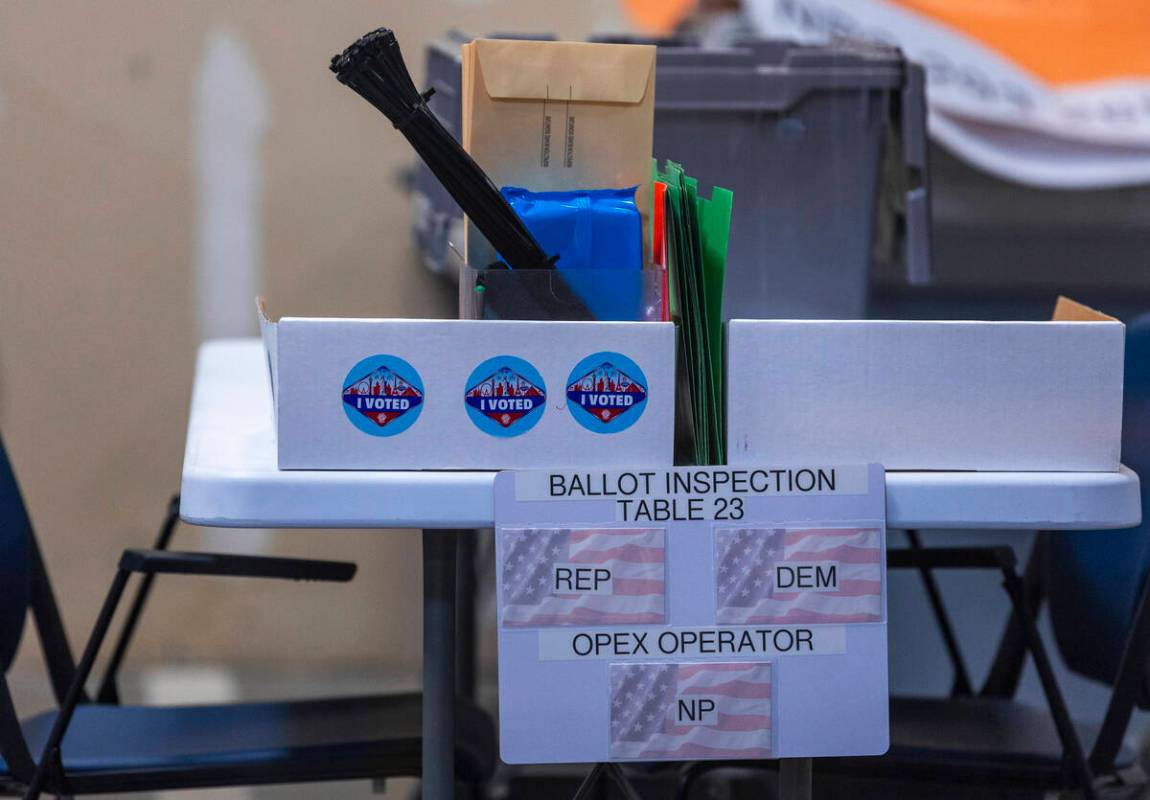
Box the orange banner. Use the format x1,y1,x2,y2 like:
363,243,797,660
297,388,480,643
891,0,1150,84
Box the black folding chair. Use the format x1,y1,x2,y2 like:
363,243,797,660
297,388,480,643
679,314,1150,799
675,543,1109,799
0,434,495,798
821,316,1150,797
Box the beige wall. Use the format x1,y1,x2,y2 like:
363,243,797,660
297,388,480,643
0,1,629,675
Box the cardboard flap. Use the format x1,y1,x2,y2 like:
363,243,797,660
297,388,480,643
1053,296,1119,322
473,39,655,104
256,297,279,404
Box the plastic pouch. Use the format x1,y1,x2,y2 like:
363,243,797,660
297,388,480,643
500,186,643,271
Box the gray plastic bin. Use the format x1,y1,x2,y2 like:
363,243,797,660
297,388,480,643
412,33,930,319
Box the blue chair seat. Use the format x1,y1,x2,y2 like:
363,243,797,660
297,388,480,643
7,693,495,794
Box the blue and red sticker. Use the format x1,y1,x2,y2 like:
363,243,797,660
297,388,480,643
341,355,425,437
341,352,646,438
465,356,547,438
566,352,648,433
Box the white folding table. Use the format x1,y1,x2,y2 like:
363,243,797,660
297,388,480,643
180,339,1143,799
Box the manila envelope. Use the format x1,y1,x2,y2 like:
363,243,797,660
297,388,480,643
462,38,656,267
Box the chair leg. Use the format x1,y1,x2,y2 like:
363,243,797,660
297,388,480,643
604,764,643,800
23,570,131,800
1000,565,1097,800
422,531,458,800
96,495,180,704
571,763,642,800
906,530,973,696
1089,555,1150,774
983,533,1047,698
571,763,607,800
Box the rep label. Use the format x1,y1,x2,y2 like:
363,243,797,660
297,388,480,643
554,564,613,595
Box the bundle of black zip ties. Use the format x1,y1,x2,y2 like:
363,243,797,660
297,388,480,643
331,28,555,271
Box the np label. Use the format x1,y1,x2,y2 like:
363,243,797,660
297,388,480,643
677,698,718,725
609,662,772,760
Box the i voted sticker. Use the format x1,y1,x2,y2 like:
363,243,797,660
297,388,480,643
566,352,648,433
341,355,424,437
465,356,547,437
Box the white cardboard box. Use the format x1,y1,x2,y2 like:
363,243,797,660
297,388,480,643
726,299,1125,472
259,304,675,470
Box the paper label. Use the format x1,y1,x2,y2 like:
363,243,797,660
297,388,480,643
538,625,845,661
715,527,884,625
501,527,665,627
494,464,889,763
609,662,772,760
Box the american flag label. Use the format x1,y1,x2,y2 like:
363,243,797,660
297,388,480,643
609,662,772,760
715,527,883,625
500,528,665,628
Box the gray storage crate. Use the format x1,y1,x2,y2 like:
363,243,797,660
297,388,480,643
412,33,930,319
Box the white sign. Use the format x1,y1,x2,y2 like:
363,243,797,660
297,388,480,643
495,464,889,764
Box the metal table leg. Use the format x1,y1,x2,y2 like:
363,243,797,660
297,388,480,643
456,531,478,700
779,758,812,800
423,530,459,800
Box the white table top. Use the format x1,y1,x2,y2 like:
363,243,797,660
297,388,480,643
180,339,1143,532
